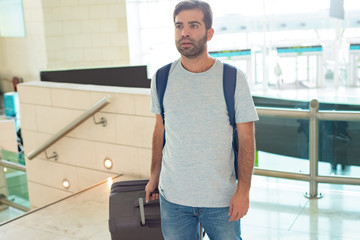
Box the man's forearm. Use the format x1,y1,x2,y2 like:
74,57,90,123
150,116,165,179
236,122,256,193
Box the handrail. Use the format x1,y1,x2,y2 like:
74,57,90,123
255,99,360,198
0,195,30,212
27,95,111,160
256,107,310,119
0,159,26,172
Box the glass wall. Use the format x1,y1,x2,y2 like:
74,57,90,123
126,0,360,87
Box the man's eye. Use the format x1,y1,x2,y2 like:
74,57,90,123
176,25,183,29
191,24,199,29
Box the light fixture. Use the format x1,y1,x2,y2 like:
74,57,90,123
104,158,113,169
3,167,7,172
62,179,70,189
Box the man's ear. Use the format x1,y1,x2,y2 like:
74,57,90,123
207,28,214,41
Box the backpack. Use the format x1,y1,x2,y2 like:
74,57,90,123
155,62,239,179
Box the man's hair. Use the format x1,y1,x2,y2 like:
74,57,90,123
173,0,213,30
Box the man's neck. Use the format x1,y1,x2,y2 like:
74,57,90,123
181,52,215,73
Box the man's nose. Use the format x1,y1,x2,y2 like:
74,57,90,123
181,27,190,37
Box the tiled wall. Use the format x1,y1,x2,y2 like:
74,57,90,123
0,0,130,92
18,82,154,209
42,0,129,69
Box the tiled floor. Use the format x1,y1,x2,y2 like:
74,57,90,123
1,174,359,240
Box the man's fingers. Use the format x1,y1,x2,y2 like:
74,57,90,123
229,208,247,222
145,189,151,203
228,203,233,216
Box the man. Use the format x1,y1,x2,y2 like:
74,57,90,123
145,1,258,239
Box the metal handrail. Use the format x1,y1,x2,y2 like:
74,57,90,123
255,99,360,198
27,95,111,160
0,195,30,212
0,159,26,172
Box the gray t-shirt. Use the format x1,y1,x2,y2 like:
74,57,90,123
150,58,258,207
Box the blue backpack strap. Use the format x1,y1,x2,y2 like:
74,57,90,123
223,63,239,179
156,63,172,122
155,63,172,146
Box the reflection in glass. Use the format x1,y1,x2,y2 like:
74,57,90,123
255,116,309,174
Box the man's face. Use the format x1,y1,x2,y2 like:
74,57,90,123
174,8,213,59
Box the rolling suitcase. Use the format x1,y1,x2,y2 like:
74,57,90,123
108,179,164,240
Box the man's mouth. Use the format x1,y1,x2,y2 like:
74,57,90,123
181,41,193,47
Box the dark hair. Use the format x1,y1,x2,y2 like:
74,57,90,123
173,0,213,30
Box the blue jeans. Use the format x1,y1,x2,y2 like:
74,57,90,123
160,194,242,240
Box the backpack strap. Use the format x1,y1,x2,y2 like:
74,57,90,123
156,63,172,124
155,63,172,147
223,63,239,179
223,63,237,128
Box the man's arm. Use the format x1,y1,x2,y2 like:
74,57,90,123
145,114,165,202
228,121,255,221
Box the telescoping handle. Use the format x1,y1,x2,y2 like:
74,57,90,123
138,198,146,226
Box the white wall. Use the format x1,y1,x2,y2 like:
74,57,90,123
18,81,154,209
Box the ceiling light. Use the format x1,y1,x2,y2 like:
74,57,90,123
104,158,113,169
62,179,70,189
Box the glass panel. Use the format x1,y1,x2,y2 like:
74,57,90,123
357,55,360,86
308,55,317,84
255,116,309,174
318,120,360,178
279,56,296,84
255,51,263,84
1,150,30,209
297,56,307,82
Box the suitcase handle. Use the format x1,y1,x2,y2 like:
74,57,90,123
138,197,161,227
139,198,146,226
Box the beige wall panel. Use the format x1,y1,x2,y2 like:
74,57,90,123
91,92,135,115
51,89,92,110
94,142,138,174
26,159,79,192
76,168,117,190
17,85,52,105
27,181,71,209
135,94,153,117
19,103,38,131
115,115,154,148
137,148,152,178
68,112,117,143
0,120,17,153
134,116,156,149
35,105,83,134
49,137,97,169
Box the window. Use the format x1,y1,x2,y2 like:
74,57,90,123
0,0,26,37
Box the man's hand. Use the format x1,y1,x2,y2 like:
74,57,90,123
145,178,159,203
228,190,249,221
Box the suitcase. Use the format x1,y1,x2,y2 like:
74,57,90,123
108,179,164,240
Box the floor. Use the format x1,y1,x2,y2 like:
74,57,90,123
1,174,360,240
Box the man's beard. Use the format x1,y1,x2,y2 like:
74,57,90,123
175,33,207,59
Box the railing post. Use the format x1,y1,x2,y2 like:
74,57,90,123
306,99,323,199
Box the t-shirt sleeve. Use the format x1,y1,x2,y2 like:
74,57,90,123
150,73,161,115
234,70,259,123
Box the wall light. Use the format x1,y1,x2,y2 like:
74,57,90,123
3,167,7,172
62,179,70,189
104,158,113,169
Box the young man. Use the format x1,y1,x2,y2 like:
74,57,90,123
146,1,258,239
